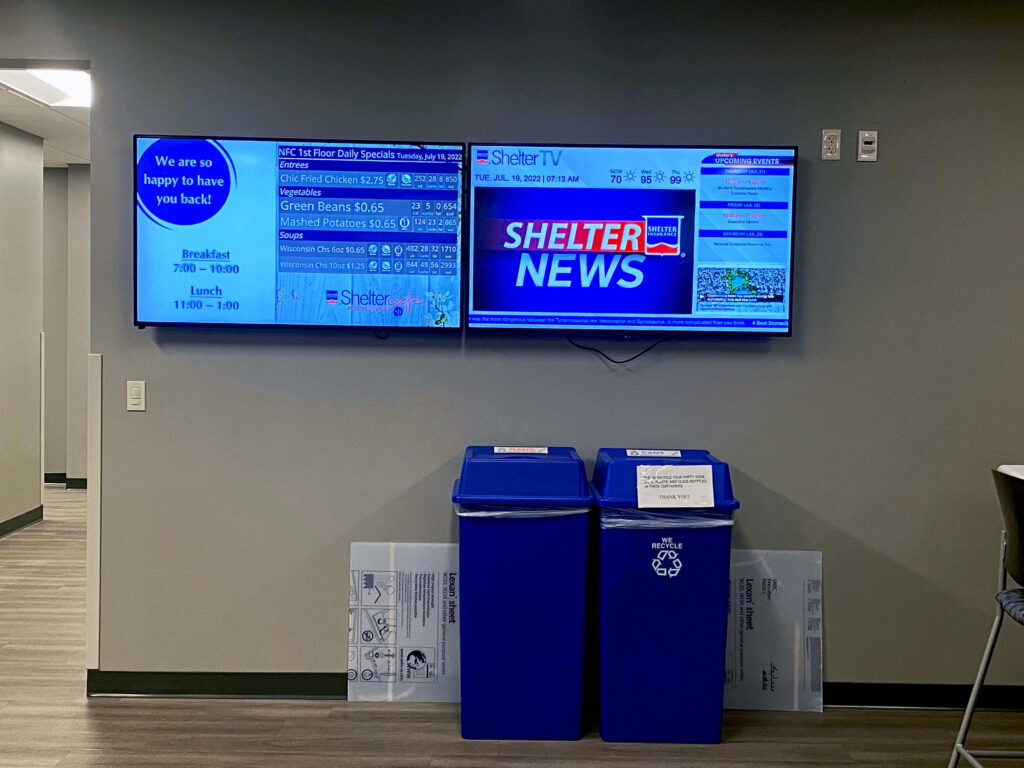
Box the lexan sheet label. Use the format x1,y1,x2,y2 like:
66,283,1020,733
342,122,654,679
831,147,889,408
636,464,714,508
725,550,823,712
348,543,459,702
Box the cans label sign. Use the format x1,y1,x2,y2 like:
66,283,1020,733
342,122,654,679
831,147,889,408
636,464,714,508
626,449,682,458
493,446,548,454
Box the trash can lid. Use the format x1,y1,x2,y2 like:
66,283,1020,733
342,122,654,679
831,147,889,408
452,446,595,507
592,448,740,510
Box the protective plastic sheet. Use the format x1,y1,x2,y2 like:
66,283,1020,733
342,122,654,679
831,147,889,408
348,543,460,702
599,507,735,529
453,503,590,519
724,549,823,712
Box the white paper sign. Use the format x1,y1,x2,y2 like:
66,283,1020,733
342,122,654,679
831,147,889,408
493,446,548,454
725,549,823,712
348,543,460,702
626,449,682,458
635,464,714,508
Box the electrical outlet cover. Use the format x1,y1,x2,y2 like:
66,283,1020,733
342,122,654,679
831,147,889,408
821,129,841,160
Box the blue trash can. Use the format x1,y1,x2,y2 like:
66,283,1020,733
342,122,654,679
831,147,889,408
594,448,740,744
453,446,594,740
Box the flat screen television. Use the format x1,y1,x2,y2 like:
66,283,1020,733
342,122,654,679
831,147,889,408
467,143,797,335
135,136,464,330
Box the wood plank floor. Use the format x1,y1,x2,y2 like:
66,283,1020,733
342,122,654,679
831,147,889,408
1,488,1022,767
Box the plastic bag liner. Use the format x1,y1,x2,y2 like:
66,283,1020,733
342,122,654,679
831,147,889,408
454,503,591,519
600,507,734,529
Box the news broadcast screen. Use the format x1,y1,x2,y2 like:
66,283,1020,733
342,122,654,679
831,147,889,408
467,144,797,334
135,136,463,329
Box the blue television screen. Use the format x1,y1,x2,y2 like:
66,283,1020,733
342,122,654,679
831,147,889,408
467,144,797,334
135,136,464,329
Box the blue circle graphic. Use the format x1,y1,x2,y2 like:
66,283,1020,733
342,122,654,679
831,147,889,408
137,139,232,226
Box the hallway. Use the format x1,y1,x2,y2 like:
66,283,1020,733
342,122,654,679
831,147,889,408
2,488,1023,767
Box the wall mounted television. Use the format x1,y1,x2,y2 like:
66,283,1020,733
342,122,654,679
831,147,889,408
467,143,797,335
134,135,464,330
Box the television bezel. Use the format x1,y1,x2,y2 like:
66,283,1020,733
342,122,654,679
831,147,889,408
464,141,798,339
133,133,468,334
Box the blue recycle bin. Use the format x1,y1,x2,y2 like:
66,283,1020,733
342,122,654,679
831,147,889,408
453,446,594,740
594,448,740,744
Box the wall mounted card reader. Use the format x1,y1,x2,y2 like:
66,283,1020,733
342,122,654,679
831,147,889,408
857,130,878,162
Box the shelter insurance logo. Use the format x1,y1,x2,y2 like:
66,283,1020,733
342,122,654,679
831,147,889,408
643,216,683,256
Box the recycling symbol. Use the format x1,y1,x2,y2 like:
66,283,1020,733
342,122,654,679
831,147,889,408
652,549,682,577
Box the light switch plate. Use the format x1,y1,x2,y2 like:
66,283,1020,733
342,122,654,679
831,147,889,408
126,380,146,411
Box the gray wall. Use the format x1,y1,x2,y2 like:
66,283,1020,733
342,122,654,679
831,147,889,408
0,121,42,523
43,167,68,476
65,164,90,480
3,1,1023,683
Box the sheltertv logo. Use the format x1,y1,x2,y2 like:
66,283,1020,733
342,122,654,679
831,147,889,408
643,216,683,256
478,148,562,167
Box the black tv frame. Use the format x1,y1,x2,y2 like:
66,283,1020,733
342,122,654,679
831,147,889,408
133,134,468,334
463,141,798,340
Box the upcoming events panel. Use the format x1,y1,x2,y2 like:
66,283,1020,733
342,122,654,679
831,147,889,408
468,145,796,332
135,137,463,328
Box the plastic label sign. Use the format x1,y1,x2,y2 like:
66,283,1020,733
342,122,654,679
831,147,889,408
636,464,714,508
348,543,460,702
725,550,823,712
626,449,682,458
493,446,548,454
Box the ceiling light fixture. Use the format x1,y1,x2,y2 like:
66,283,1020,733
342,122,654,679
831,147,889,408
0,68,91,108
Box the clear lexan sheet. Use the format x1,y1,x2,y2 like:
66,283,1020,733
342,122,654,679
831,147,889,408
725,549,823,712
348,543,459,702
